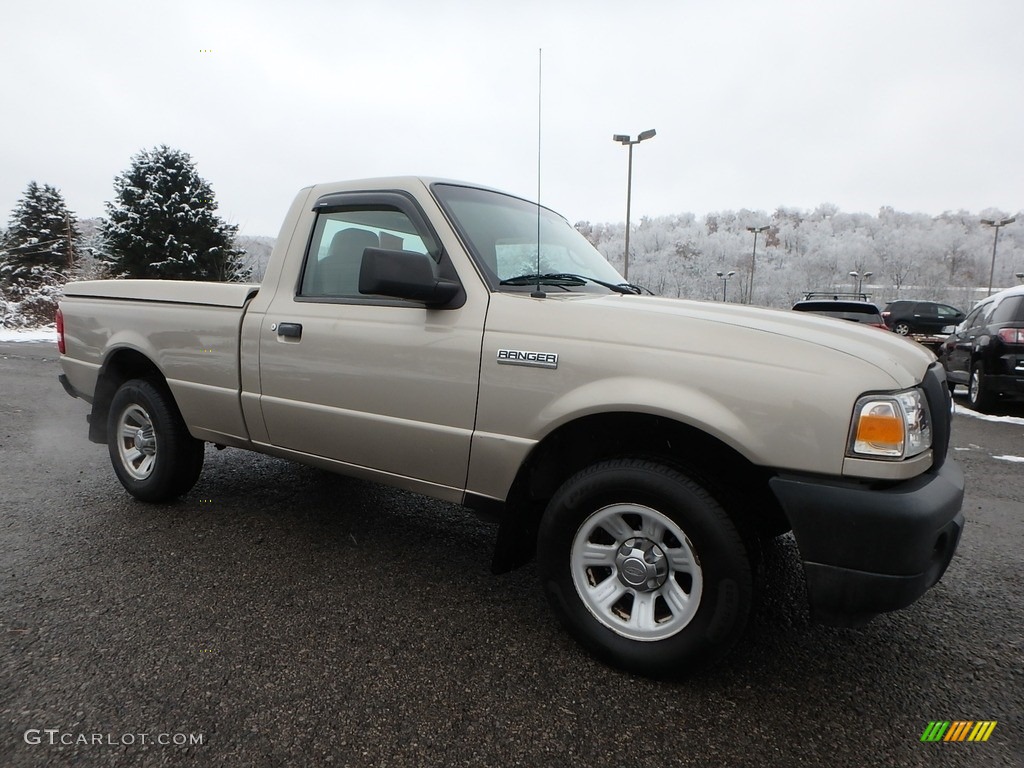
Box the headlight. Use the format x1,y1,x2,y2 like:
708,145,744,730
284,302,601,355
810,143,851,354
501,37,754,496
848,387,931,461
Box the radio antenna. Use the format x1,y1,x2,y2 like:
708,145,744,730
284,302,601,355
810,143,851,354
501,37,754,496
531,48,546,298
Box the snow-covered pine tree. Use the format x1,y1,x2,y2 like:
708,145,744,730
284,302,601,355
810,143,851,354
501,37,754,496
101,146,248,281
0,181,80,292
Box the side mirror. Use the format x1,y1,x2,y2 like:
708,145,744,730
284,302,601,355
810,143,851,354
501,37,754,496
940,325,956,335
359,248,460,307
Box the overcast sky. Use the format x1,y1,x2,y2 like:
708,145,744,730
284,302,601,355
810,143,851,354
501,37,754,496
2,0,1021,236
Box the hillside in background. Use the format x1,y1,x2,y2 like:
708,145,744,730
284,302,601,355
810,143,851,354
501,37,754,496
579,205,1023,309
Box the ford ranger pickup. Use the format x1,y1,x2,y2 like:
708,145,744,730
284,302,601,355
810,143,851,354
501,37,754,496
57,177,965,677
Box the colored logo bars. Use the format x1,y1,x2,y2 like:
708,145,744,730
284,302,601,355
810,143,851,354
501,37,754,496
920,721,997,742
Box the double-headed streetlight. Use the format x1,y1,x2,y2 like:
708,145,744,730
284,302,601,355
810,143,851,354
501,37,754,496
613,129,656,279
981,217,1016,295
849,270,873,296
745,225,769,304
716,270,736,302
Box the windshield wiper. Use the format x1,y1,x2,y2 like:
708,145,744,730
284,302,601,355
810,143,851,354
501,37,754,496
499,274,577,292
539,273,644,295
500,273,640,295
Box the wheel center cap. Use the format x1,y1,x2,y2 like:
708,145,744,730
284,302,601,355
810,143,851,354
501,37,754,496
619,557,649,586
616,537,669,592
134,428,155,455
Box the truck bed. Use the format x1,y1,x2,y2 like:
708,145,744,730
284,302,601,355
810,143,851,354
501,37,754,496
60,280,260,446
62,279,259,308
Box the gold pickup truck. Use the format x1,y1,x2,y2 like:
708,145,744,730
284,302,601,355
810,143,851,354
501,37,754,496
57,177,965,677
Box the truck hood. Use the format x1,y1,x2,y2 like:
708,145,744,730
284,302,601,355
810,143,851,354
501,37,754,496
551,294,935,389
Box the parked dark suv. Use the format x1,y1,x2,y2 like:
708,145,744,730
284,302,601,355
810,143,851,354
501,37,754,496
938,286,1024,412
791,294,887,328
882,300,964,335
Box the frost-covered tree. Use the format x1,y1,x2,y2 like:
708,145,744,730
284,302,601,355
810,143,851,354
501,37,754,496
101,146,247,281
0,181,80,291
578,203,1024,309
232,235,275,282
71,218,109,280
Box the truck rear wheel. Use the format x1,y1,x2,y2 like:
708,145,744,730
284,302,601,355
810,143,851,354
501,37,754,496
537,459,752,678
107,378,205,502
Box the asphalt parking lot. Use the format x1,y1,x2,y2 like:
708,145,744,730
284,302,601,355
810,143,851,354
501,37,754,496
1,341,1021,768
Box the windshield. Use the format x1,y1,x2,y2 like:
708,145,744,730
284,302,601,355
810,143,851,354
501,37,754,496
432,183,626,293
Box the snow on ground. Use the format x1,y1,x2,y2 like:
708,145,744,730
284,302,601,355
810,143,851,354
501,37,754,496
952,401,1024,427
992,455,1024,463
0,326,57,343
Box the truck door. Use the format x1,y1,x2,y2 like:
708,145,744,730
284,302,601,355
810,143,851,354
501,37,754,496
256,192,486,496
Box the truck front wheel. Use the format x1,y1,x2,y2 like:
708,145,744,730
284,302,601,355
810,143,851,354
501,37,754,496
107,378,205,502
537,459,752,678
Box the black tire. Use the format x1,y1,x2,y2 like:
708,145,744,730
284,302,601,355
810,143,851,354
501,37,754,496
893,321,911,335
537,459,752,679
968,362,996,413
107,378,205,502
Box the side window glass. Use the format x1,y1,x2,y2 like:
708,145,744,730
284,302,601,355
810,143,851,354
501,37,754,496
1012,297,1024,323
961,306,982,330
975,302,995,327
299,208,431,298
990,296,1024,324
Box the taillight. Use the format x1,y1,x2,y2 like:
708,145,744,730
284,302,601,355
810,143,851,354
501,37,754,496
56,308,65,354
998,327,1024,344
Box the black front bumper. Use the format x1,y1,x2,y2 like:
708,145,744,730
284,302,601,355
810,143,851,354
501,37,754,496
769,461,965,625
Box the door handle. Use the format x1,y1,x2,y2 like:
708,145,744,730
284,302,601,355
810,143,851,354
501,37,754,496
277,322,302,339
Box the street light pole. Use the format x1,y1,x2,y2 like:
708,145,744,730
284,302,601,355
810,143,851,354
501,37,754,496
745,225,768,304
849,270,873,296
613,129,656,280
981,217,1016,295
716,270,736,302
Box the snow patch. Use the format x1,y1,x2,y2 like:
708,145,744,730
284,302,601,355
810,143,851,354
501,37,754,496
0,327,58,342
952,402,1024,427
992,455,1024,464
